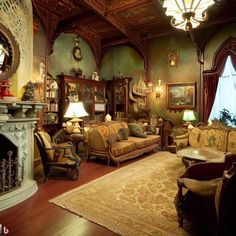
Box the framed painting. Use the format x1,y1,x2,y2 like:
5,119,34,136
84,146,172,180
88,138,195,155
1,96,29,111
166,82,196,110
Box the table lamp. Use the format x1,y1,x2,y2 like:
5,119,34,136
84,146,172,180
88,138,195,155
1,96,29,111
183,110,196,128
64,102,88,133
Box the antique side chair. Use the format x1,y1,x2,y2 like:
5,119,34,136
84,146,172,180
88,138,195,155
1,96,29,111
34,131,81,181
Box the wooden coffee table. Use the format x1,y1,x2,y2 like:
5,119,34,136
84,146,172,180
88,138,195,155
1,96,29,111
177,147,225,168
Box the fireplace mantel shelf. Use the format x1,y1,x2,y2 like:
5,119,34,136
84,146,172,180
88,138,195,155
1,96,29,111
0,100,46,121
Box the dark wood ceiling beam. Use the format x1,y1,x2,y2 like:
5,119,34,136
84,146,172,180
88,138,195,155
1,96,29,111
102,38,130,48
150,0,168,18
106,0,150,14
32,1,59,54
79,0,149,70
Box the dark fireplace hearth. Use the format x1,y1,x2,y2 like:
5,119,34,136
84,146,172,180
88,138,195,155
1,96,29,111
0,135,21,195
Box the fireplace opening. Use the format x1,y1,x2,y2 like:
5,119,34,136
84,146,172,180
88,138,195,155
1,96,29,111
0,134,20,195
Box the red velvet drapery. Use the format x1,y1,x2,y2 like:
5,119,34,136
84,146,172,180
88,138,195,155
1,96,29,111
203,38,236,123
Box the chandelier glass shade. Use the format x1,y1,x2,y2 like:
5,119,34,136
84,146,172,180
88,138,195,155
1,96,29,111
163,0,215,31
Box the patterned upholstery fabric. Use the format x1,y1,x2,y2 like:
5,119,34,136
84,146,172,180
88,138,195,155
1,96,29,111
188,127,201,147
177,125,236,154
128,136,159,149
111,142,136,157
97,125,110,138
227,130,236,153
108,122,123,135
87,121,160,165
200,129,228,152
37,131,55,161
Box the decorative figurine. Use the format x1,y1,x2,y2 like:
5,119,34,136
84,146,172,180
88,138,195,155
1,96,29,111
0,79,14,99
22,81,36,101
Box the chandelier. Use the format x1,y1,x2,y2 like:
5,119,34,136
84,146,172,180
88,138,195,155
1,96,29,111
163,0,215,31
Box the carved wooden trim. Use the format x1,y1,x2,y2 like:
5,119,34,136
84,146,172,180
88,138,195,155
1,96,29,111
211,36,236,71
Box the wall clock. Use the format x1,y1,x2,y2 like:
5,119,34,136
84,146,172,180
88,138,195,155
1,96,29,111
72,36,82,62
72,46,82,62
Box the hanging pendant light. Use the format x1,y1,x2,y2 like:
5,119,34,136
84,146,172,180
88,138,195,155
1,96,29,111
163,0,215,31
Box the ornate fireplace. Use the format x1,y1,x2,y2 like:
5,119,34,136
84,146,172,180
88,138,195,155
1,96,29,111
0,101,44,211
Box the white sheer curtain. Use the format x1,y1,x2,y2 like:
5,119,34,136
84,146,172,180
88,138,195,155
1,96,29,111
209,56,236,125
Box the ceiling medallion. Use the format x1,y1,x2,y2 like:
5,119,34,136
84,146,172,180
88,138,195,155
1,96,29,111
163,0,215,31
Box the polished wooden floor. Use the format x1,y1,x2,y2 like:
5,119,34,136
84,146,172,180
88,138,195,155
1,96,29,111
0,157,147,236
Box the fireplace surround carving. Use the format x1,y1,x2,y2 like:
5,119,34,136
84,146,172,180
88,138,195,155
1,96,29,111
0,101,44,211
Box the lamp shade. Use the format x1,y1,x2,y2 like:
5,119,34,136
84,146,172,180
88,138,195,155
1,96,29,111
183,110,196,122
64,102,88,119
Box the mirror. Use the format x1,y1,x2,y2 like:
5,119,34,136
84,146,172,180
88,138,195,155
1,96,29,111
0,23,20,80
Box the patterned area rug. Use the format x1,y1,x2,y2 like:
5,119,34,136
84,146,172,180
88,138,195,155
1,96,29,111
49,152,190,236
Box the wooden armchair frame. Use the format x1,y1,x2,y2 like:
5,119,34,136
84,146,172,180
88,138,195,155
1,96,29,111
175,153,236,235
35,131,81,181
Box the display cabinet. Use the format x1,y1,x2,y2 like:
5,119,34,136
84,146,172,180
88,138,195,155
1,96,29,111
58,75,106,123
106,77,132,120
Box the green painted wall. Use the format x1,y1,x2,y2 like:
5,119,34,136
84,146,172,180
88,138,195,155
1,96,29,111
100,33,200,126
100,46,145,80
148,33,200,126
48,33,96,79
45,23,236,126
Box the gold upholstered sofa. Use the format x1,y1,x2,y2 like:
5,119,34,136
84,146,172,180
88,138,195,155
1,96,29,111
175,123,236,158
86,121,160,166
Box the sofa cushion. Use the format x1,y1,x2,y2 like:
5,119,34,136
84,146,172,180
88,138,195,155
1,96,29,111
128,122,147,138
182,177,221,196
128,135,159,149
227,130,236,153
111,142,136,157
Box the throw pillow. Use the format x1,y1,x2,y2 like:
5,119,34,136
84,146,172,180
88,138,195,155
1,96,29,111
128,123,147,138
182,177,221,196
118,128,129,140
107,133,121,145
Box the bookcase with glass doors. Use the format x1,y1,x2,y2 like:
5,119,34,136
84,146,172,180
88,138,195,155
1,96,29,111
57,75,106,124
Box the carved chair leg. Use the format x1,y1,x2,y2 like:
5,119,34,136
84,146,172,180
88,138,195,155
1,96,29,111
178,215,184,228
174,194,184,228
87,155,91,162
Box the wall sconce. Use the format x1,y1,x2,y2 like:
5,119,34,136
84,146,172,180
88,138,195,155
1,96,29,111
168,50,179,67
155,79,165,99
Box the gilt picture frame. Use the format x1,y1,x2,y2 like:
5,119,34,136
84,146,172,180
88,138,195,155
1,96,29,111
166,82,196,110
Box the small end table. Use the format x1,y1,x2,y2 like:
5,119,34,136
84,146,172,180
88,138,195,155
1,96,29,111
68,133,88,159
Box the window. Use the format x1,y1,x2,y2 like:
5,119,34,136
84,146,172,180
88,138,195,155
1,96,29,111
209,56,236,126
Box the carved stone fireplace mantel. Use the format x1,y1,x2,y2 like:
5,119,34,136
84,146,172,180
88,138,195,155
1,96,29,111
0,101,45,211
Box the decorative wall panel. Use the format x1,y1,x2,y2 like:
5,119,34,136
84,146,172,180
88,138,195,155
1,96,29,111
0,0,32,97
